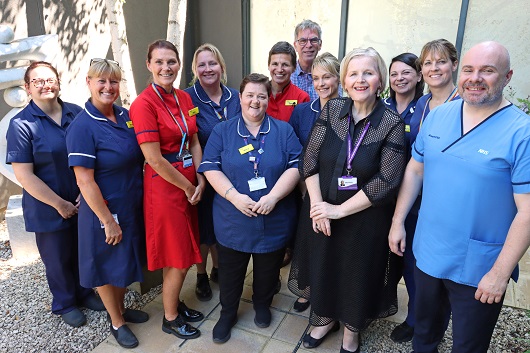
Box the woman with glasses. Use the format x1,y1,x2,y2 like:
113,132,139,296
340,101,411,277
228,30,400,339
66,58,148,349
6,61,105,328
183,43,241,302
129,40,203,340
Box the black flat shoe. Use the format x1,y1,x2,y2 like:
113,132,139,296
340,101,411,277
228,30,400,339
254,306,271,328
195,273,213,301
390,321,414,343
61,308,86,327
303,321,340,349
210,267,219,283
293,298,310,312
162,315,200,339
177,301,204,322
212,316,238,344
107,308,149,324
110,324,139,349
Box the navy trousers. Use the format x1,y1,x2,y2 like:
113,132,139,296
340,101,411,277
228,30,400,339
413,265,504,353
35,224,93,315
217,244,284,320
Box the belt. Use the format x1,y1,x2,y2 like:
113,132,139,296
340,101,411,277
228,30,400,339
162,150,189,163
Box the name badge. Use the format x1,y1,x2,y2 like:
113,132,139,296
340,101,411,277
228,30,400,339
126,121,134,128
248,177,267,192
239,144,254,155
405,124,410,133
338,176,358,190
182,153,193,168
100,213,119,228
285,100,298,106
188,107,199,116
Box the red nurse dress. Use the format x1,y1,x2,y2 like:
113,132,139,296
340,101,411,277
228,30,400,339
130,84,202,270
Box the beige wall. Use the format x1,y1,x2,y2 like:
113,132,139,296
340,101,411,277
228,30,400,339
249,0,342,76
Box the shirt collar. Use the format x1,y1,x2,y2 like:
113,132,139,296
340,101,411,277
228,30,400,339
193,81,233,105
84,99,124,123
310,98,321,113
237,115,271,137
294,61,310,76
339,98,386,128
27,98,76,127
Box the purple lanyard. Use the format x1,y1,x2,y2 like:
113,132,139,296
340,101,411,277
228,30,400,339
346,115,370,173
243,134,267,177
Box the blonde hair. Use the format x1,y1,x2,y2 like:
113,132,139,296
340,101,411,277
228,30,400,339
87,59,122,81
312,52,340,78
191,43,228,85
340,47,387,94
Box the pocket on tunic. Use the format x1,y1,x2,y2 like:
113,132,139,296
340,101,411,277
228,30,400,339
460,238,503,286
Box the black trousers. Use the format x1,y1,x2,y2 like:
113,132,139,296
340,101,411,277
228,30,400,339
413,265,504,353
217,244,284,320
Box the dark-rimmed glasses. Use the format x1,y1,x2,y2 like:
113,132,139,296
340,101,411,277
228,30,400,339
90,58,120,67
30,78,59,88
296,37,321,46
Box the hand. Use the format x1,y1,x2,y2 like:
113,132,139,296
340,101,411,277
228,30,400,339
310,202,343,221
388,221,406,256
104,220,123,246
184,183,197,204
189,175,205,205
475,268,509,304
252,194,278,215
229,193,257,217
313,218,331,236
56,200,78,219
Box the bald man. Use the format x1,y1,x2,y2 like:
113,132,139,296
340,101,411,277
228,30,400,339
389,41,530,353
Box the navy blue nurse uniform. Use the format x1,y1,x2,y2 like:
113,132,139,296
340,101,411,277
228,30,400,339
66,100,145,288
289,98,321,147
184,82,241,245
6,99,93,315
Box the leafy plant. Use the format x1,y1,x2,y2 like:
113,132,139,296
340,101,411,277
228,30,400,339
506,86,530,115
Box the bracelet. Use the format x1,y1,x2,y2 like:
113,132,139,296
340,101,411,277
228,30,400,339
224,186,235,199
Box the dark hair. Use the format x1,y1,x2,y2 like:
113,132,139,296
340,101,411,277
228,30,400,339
389,52,425,101
418,39,458,68
268,41,297,67
24,61,60,85
239,73,271,97
147,39,180,64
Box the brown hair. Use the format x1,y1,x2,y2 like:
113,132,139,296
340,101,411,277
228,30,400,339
147,39,180,64
239,73,271,97
418,39,458,68
24,61,60,85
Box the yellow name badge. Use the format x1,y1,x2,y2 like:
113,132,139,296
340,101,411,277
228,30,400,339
188,107,199,116
126,121,134,128
239,144,254,155
405,124,410,133
285,100,298,106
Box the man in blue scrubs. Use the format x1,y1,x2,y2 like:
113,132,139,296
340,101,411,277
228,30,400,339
389,41,530,353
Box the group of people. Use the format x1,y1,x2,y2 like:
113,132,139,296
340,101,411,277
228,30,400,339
5,17,529,353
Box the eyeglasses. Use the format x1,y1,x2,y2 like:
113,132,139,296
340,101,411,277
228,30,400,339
90,58,120,67
30,78,59,88
296,37,321,46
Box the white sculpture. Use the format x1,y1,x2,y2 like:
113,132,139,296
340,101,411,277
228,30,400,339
0,25,60,186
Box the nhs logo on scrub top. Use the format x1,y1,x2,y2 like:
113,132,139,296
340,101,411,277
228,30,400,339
478,149,489,155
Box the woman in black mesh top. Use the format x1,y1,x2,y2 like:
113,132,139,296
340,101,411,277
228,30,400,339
288,47,406,353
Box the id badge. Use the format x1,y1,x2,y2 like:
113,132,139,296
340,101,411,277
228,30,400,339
248,177,267,192
100,213,119,228
338,176,358,190
182,153,193,168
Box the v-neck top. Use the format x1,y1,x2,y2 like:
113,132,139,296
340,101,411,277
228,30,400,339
412,100,530,286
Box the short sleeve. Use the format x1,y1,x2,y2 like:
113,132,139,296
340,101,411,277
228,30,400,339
412,112,431,164
288,105,303,141
66,118,96,169
129,95,161,145
6,118,33,164
409,96,426,144
512,135,530,194
285,124,302,169
197,123,224,173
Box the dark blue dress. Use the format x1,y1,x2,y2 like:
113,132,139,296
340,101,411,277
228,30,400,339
66,100,145,288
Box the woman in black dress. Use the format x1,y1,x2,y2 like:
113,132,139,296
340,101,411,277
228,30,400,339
288,47,406,353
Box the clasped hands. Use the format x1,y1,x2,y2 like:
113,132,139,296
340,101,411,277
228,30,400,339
231,193,278,217
310,201,342,236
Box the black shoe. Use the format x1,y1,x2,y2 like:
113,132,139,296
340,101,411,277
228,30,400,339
293,298,310,312
303,321,340,349
195,273,213,301
254,306,271,328
177,301,204,322
390,321,414,343
162,315,201,339
107,308,149,324
210,267,219,283
80,294,105,311
212,316,237,344
61,308,86,327
110,324,139,349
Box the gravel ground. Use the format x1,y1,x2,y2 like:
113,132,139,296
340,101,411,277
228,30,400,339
0,219,529,352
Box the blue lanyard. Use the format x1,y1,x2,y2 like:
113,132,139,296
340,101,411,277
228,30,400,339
151,83,190,150
243,134,267,177
346,115,370,174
